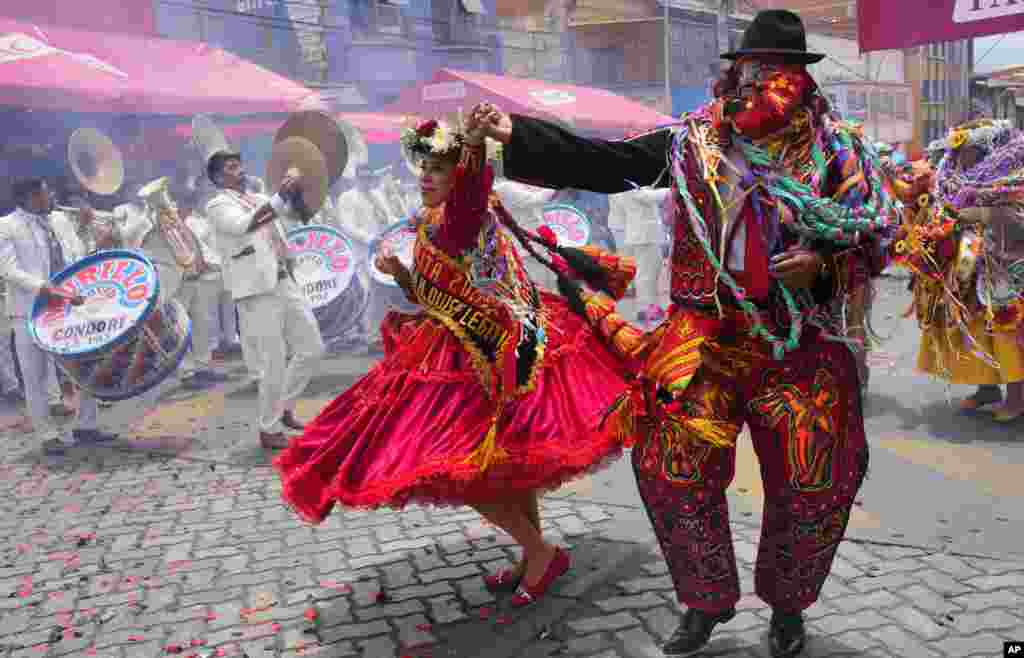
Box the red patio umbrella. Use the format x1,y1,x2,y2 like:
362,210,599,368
383,68,676,135
0,19,319,115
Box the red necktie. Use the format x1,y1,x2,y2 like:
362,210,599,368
740,204,771,302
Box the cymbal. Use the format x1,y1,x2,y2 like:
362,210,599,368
67,128,124,196
266,136,329,217
274,111,347,187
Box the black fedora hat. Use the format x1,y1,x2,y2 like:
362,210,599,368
722,9,824,64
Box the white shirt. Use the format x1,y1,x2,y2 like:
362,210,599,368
0,208,59,318
610,188,671,246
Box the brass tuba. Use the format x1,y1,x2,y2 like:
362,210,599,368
137,176,208,279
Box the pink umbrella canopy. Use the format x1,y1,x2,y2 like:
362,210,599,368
383,68,676,135
0,19,320,115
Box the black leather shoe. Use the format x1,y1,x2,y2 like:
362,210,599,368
661,607,736,657
769,610,806,658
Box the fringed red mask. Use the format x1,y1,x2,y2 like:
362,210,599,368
727,59,811,139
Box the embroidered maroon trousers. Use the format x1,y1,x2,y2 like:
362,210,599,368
631,324,869,614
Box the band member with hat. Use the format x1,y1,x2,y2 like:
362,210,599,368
205,148,325,450
0,178,118,455
470,10,897,657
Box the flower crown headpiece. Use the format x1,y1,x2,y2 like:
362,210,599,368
400,119,464,160
400,116,504,170
930,119,1013,155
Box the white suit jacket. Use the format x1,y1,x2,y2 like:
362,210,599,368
0,208,60,319
48,210,92,263
335,187,388,248
206,189,293,301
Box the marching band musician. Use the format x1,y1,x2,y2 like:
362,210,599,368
0,178,117,455
334,164,390,352
205,149,324,450
110,183,225,391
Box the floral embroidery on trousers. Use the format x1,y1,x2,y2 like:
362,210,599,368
632,329,869,614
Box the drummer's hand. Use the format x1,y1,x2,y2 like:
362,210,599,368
375,254,405,277
278,175,300,200
470,103,512,145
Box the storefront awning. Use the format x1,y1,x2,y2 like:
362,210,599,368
0,19,320,115
382,68,675,135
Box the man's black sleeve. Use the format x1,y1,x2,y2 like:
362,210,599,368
502,114,673,194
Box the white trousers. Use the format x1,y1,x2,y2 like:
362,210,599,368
236,279,324,433
176,277,219,377
13,324,97,440
216,285,239,347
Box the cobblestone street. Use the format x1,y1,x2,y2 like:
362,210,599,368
0,438,1021,658
0,279,1022,658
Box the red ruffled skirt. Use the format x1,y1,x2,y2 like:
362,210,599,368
273,292,630,524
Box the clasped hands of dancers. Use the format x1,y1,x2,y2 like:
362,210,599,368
272,10,897,658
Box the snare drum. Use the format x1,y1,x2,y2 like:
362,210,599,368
28,250,192,402
286,224,368,347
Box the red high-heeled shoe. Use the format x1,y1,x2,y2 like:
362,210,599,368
510,547,570,608
483,568,522,593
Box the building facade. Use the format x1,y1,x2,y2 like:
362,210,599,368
903,40,973,154
497,0,750,117
154,1,503,109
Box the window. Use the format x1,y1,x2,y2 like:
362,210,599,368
893,92,908,120
922,79,929,101
374,1,405,34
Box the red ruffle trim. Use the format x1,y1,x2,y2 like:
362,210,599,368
273,432,623,525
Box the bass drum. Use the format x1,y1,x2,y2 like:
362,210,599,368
540,203,593,249
286,224,369,353
28,250,192,401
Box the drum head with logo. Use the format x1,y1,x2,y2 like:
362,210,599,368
29,250,159,357
287,224,357,310
541,204,592,248
369,220,417,287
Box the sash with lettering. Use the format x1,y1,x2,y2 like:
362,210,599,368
411,217,547,469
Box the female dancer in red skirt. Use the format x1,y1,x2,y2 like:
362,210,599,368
273,109,633,607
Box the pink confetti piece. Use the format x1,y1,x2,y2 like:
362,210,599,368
33,644,47,653
62,505,82,514
48,591,64,600
16,543,31,553
495,616,511,625
416,623,432,631
86,647,98,656
206,611,219,621
478,607,491,620
128,635,145,642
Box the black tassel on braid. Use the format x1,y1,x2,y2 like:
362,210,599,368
491,201,617,298
555,246,611,294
